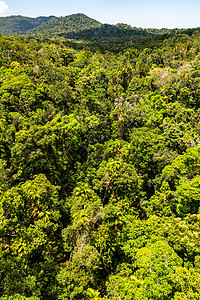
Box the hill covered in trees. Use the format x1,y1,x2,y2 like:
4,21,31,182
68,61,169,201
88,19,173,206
0,15,200,300
0,15,56,35
25,13,102,37
0,14,102,37
1,13,199,53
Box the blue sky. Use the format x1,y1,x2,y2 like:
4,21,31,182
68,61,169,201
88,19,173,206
1,0,200,29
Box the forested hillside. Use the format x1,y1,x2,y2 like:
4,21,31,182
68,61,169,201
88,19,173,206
1,13,199,53
25,13,102,38
0,16,56,35
0,22,200,300
0,14,102,37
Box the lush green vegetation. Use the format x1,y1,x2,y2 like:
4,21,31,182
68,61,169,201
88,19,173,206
0,15,200,299
0,14,102,37
0,16,55,36
26,13,102,38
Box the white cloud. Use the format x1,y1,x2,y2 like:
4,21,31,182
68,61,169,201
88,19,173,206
0,1,8,16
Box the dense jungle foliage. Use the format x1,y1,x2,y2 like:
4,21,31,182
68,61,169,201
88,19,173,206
0,14,200,299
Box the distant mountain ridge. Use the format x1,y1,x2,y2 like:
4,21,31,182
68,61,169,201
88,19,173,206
0,15,56,35
0,13,199,52
26,13,102,37
0,13,102,36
